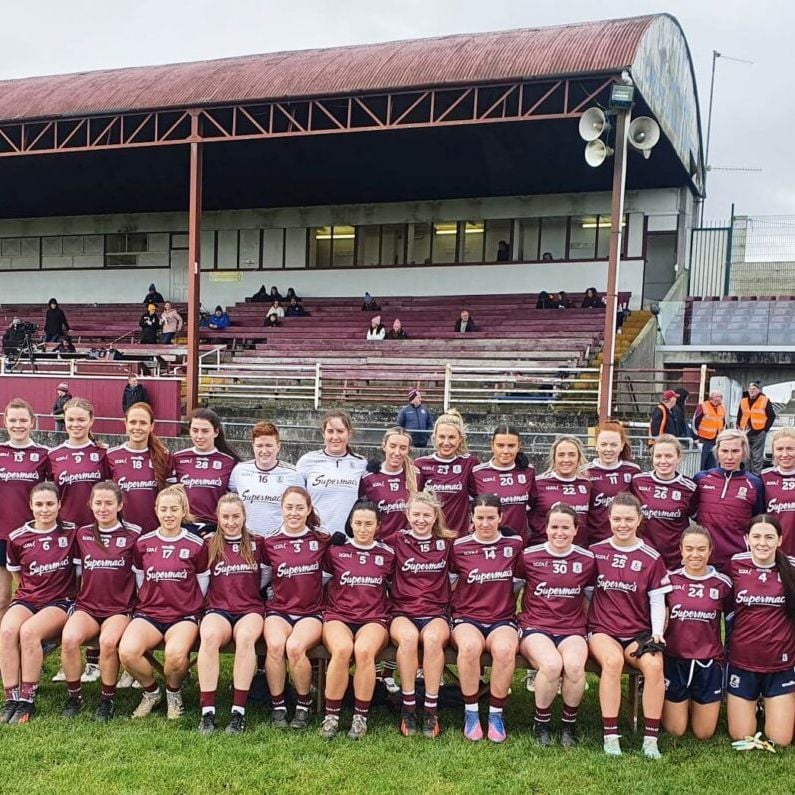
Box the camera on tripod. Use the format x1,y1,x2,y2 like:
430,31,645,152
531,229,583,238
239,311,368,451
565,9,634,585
17,320,38,337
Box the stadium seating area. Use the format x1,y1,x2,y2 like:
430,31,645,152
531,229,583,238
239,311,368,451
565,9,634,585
666,297,795,346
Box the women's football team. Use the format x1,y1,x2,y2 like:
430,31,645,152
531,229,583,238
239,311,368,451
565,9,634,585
1,398,794,754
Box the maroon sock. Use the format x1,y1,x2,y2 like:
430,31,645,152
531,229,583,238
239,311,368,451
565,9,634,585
463,692,480,706
66,680,82,699
296,692,312,709
232,688,248,709
353,698,370,718
489,694,508,710
534,705,552,724
562,702,579,725
19,681,38,702
424,692,439,715
644,717,661,739
86,648,99,665
166,685,181,695
4,685,19,701
602,716,619,737
402,691,416,713
144,681,159,694
200,690,216,709
100,683,117,700
325,697,342,718
271,691,286,710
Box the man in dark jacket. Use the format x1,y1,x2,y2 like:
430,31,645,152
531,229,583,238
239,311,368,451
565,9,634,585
44,298,70,343
143,284,165,304
649,389,678,444
52,382,72,432
396,389,434,448
122,374,149,413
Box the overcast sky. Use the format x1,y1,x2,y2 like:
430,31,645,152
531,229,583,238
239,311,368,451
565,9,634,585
1,0,789,219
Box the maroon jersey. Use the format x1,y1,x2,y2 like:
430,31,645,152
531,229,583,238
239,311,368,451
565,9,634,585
73,522,140,617
449,534,523,623
415,453,479,535
694,468,765,571
108,445,174,532
665,567,732,660
205,534,267,615
729,552,795,672
263,529,329,616
588,539,671,638
761,467,795,556
7,522,77,607
584,461,640,546
390,530,452,618
173,448,236,523
48,442,110,527
323,540,395,624
469,462,536,542
0,441,50,541
631,471,699,569
518,543,596,635
528,472,592,546
132,530,209,622
358,468,411,543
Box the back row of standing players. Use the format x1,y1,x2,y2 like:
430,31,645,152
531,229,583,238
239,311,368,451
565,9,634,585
1,399,794,745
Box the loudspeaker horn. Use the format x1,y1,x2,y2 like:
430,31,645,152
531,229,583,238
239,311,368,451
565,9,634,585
584,139,613,168
628,116,660,151
578,107,608,142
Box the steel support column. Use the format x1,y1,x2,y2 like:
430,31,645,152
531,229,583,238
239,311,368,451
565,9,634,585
598,108,629,423
186,110,203,415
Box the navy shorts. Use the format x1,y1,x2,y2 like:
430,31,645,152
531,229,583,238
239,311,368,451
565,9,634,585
519,627,582,646
452,618,517,638
392,615,448,632
0,539,7,568
727,664,795,700
133,613,200,635
205,608,263,628
664,657,724,705
73,608,132,626
266,610,322,627
587,632,638,650
11,598,74,615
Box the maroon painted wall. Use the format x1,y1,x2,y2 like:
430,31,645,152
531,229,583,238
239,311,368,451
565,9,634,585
0,375,182,436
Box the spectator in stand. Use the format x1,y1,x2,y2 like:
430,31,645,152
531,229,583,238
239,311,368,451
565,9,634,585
581,287,606,309
496,240,510,262
285,297,306,317
536,291,554,310
649,390,678,444
670,388,695,443
159,302,183,345
557,291,572,309
44,298,70,343
362,292,381,312
366,316,386,341
693,390,726,470
268,286,282,302
267,300,285,321
51,382,72,432
264,313,280,328
206,306,231,330
386,319,408,340
454,309,476,333
142,284,165,305
122,375,148,414
139,304,160,344
285,287,301,302
737,380,776,475
396,389,433,448
2,319,26,356
249,285,269,303
541,252,554,262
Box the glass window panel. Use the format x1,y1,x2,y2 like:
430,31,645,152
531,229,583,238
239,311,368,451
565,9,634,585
539,217,567,261
381,224,405,266
216,230,238,269
171,233,189,249
63,236,84,256
42,236,63,256
356,225,380,267
1,238,21,257
432,221,457,264
309,226,330,268
409,223,431,265
461,221,485,263
332,225,355,267
21,238,40,258
569,216,597,260
485,219,512,262
83,235,103,255
518,219,539,260
239,229,260,268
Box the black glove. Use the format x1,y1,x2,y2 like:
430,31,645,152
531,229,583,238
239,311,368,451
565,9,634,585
500,525,517,537
331,531,348,546
630,631,666,658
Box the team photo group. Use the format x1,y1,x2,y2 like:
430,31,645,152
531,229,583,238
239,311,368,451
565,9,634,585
0,396,793,758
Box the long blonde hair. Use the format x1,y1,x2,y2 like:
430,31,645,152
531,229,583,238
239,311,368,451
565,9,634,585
406,490,455,540
382,427,418,494
207,493,256,567
432,409,468,456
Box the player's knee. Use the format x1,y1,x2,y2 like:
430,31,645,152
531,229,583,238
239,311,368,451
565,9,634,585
600,654,623,675
538,657,563,680
329,639,354,659
60,631,82,652
285,639,307,664
164,647,189,669
98,636,120,657
18,623,41,647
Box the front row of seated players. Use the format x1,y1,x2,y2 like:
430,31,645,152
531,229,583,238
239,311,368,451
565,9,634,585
1,480,794,755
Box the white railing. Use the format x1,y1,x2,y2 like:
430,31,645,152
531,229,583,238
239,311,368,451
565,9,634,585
442,364,601,412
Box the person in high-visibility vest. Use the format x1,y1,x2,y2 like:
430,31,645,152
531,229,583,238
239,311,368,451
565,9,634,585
693,390,727,470
736,381,776,475
648,390,678,445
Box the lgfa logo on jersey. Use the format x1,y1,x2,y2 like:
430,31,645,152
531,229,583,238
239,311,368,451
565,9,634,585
503,547,513,557
436,539,445,551
30,453,39,462
90,452,100,462
116,537,127,547
573,562,582,573
518,474,526,484
213,460,223,470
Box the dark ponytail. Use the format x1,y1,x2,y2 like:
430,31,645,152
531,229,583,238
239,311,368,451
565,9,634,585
491,425,529,470
344,498,381,537
191,407,241,463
